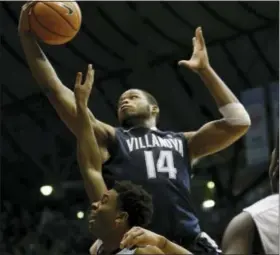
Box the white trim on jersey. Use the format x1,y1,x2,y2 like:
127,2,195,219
123,126,158,133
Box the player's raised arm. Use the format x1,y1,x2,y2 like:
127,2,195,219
179,27,251,163
74,67,107,203
18,3,114,161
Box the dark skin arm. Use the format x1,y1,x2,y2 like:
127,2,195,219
75,69,107,203
179,27,250,163
222,212,256,254
18,3,114,162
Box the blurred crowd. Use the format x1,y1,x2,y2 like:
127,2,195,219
1,200,92,255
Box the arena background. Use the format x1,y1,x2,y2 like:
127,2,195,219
1,1,279,254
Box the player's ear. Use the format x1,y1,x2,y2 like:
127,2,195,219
151,105,159,116
116,211,128,225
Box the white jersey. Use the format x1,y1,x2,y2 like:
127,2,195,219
95,239,136,255
243,194,279,255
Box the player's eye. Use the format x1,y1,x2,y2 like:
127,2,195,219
130,95,138,100
101,196,108,204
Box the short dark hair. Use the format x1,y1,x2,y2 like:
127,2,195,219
141,90,158,107
140,90,160,123
113,181,153,228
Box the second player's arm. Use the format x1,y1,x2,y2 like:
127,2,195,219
76,95,107,203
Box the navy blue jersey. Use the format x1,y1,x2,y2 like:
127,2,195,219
102,127,201,244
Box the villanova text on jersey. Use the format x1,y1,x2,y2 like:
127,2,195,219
125,133,184,157
102,127,201,246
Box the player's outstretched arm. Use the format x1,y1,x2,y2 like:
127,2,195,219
179,27,251,162
18,3,114,160
121,227,192,255
75,69,107,203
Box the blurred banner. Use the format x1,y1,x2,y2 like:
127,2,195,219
269,82,279,141
241,87,269,166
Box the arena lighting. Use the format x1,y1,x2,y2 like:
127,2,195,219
40,185,53,196
202,199,215,209
207,181,215,189
77,211,84,219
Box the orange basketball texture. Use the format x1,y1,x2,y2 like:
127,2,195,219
29,1,82,45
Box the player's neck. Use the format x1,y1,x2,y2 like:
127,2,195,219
101,228,128,253
122,117,156,130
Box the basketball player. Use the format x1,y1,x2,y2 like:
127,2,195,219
19,2,251,253
74,73,192,255
222,132,279,254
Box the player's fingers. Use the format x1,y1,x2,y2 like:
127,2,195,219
192,37,196,49
23,1,36,13
178,60,190,68
122,226,141,239
85,64,94,86
128,233,145,248
75,72,83,87
121,230,138,244
121,232,144,249
120,229,143,248
196,26,205,50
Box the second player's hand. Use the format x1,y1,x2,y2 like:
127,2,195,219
74,64,95,108
178,27,210,73
120,227,162,249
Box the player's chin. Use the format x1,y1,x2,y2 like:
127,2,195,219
119,112,138,123
88,222,97,233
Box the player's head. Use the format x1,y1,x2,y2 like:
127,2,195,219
117,89,159,128
88,181,153,239
269,131,279,193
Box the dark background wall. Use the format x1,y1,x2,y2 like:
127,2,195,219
1,1,279,254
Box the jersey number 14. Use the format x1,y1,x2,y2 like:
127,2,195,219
144,151,177,179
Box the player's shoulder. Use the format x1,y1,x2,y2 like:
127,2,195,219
226,211,255,237
135,245,164,254
244,194,279,216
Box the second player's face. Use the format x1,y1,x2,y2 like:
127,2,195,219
88,190,120,237
117,89,151,124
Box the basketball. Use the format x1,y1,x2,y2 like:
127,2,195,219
29,1,82,45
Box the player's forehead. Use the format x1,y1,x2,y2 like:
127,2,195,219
119,89,144,100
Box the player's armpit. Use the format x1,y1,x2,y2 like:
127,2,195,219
136,245,164,254
49,89,115,159
185,119,249,162
222,212,255,254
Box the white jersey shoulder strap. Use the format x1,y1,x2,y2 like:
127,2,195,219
243,194,279,255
